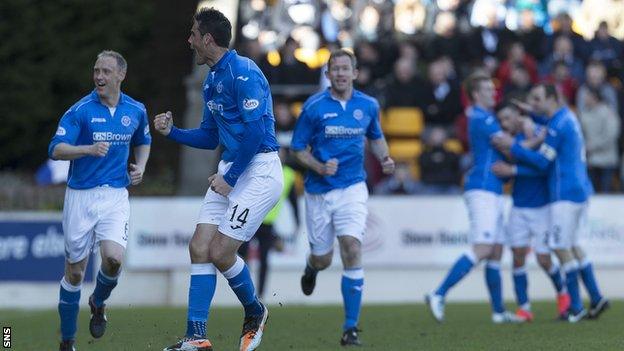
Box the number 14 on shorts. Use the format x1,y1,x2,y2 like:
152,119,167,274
229,204,250,230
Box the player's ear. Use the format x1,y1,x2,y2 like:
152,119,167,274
118,69,127,82
352,67,359,80
324,67,330,80
203,32,213,48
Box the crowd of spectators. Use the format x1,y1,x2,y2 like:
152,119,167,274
237,0,624,194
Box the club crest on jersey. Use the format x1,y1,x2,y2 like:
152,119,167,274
243,99,259,110
56,126,66,136
353,109,363,120
216,81,223,93
121,115,131,127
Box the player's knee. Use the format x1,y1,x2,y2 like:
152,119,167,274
512,254,526,268
105,256,122,274
310,254,332,270
536,254,552,270
66,270,84,285
189,240,210,263
571,246,585,261
340,240,361,267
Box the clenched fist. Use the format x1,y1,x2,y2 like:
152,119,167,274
320,158,339,176
90,142,110,157
154,111,174,136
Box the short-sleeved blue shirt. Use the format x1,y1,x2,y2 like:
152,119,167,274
48,90,152,189
291,89,383,194
464,105,506,194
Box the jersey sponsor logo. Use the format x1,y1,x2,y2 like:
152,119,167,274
121,115,131,127
324,125,365,138
323,112,338,119
236,75,249,81
93,132,133,144
206,100,224,113
55,126,66,136
91,117,107,123
243,98,259,110
144,124,150,135
216,81,223,93
353,109,363,120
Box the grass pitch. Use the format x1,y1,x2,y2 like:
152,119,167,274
1,301,622,350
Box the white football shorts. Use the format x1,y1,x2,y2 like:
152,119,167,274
62,186,129,263
506,205,550,254
464,190,505,245
198,152,283,242
304,181,368,256
549,201,588,250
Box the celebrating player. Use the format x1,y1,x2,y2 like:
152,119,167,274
426,72,521,324
291,48,395,346
155,8,282,351
494,101,570,321
49,50,151,351
491,83,609,322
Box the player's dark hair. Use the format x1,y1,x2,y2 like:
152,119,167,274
495,99,521,114
534,82,558,101
327,49,357,70
194,7,232,48
463,71,491,102
97,50,127,72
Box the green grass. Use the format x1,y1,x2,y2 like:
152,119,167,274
1,302,622,350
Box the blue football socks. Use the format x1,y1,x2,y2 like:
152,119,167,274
485,260,505,313
342,268,364,330
92,269,118,307
222,256,263,317
435,253,476,297
186,263,217,338
58,277,81,342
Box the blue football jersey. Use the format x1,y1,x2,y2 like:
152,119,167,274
464,106,506,194
511,131,549,208
48,90,152,189
291,89,383,194
512,107,594,203
201,49,279,161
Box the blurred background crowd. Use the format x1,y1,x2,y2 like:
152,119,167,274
3,0,624,209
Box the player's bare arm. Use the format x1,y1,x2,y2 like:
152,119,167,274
369,138,395,174
129,144,150,185
294,148,338,176
51,142,110,160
